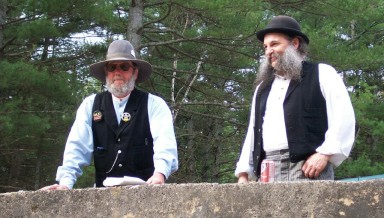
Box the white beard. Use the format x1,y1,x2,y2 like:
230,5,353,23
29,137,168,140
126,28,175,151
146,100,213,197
106,77,136,97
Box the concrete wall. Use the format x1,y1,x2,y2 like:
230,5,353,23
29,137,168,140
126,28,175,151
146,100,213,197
1,180,383,218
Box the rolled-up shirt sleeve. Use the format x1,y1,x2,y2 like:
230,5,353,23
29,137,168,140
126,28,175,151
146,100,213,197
56,95,95,189
148,94,178,179
316,64,356,167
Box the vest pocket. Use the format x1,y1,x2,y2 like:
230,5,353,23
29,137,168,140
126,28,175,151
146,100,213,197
94,147,108,172
130,144,154,170
303,108,327,133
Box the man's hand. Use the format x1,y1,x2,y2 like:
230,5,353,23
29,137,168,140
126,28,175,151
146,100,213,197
39,184,69,191
146,172,165,184
237,172,249,184
302,153,331,179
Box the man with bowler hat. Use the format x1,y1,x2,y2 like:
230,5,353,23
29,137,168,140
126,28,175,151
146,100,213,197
235,16,355,182
41,40,178,190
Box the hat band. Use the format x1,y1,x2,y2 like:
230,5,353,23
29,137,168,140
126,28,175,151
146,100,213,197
107,52,135,60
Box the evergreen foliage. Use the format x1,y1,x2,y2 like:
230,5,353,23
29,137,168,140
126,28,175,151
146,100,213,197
0,0,383,192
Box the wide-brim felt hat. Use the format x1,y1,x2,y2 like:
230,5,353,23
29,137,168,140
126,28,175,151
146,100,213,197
256,15,309,44
90,40,152,83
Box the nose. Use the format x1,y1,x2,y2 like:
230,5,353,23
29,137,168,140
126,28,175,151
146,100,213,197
265,47,274,57
111,70,123,79
114,67,124,74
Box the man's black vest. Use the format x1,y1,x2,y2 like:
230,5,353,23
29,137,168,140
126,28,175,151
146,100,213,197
252,62,328,178
92,89,154,187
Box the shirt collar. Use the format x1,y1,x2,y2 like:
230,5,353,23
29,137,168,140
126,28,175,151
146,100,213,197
112,93,130,104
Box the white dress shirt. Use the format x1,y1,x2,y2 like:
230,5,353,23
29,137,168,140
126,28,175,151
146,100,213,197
235,63,355,179
56,91,178,189
262,75,291,152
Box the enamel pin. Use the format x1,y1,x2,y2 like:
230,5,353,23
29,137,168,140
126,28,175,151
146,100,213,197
122,112,131,122
93,110,103,122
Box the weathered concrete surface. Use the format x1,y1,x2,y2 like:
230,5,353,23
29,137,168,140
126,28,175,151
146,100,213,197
1,180,383,218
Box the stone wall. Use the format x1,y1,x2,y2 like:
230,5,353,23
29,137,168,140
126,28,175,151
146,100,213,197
1,180,383,217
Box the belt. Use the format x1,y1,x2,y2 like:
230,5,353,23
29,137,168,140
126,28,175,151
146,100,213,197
265,149,289,156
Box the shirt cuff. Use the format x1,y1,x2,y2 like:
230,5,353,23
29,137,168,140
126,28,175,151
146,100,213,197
154,159,171,179
235,164,256,180
316,144,346,167
58,177,75,189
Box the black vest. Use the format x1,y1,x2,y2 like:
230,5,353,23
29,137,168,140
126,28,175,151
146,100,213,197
92,89,154,187
252,62,328,178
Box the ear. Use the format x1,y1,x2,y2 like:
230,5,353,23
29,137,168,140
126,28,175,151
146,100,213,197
133,68,139,79
292,37,300,49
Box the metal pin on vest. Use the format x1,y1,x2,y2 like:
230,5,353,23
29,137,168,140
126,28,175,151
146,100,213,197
93,110,103,122
122,112,131,122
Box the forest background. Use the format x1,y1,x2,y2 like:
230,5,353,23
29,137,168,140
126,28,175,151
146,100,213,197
0,0,383,193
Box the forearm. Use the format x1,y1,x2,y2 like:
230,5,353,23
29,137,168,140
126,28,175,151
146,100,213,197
149,95,179,179
153,147,178,179
318,63,356,166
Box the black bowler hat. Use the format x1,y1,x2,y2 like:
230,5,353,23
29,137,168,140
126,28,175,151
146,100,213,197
90,40,152,83
256,15,309,44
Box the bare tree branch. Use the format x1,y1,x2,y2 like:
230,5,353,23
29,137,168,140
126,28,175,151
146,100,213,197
177,107,247,127
153,65,253,85
173,101,247,109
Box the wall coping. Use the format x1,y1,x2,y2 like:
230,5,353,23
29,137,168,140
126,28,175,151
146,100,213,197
1,180,383,217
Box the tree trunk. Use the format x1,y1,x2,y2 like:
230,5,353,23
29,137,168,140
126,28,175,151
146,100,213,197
7,151,21,190
41,37,50,61
0,0,7,59
34,138,43,190
186,118,196,181
127,0,144,53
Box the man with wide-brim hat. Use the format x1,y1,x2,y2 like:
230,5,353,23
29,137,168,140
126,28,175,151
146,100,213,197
40,40,178,191
235,15,356,183
90,40,152,83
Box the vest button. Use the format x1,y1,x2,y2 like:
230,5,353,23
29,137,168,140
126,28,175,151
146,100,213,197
117,138,121,142
118,164,122,167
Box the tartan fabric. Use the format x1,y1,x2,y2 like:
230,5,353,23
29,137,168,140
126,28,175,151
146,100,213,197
261,149,334,182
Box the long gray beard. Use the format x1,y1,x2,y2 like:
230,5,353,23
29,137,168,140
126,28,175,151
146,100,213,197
106,78,135,97
255,45,305,88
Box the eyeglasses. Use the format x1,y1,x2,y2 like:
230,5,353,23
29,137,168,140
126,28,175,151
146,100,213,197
105,63,135,72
